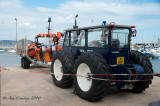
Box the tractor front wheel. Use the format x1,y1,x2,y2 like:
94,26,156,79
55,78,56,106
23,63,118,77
74,52,110,101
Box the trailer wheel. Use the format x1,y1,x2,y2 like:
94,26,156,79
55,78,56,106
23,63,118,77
130,50,153,93
21,58,24,68
22,57,30,69
51,50,74,88
74,52,110,101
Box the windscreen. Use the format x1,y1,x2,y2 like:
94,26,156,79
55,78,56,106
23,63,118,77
38,37,53,47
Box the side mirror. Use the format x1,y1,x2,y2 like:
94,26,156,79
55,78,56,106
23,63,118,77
65,32,67,36
61,33,64,38
132,30,137,37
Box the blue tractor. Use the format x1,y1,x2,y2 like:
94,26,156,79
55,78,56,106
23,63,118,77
51,15,154,101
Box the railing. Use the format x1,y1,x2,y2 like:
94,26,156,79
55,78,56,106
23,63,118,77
16,38,28,55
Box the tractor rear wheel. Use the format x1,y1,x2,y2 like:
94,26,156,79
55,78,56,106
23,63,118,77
51,50,74,88
74,52,110,101
22,57,30,69
130,50,153,93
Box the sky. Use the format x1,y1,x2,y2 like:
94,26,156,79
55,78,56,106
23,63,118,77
0,0,160,44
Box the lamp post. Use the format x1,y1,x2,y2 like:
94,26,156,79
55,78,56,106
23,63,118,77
15,18,18,54
48,17,51,47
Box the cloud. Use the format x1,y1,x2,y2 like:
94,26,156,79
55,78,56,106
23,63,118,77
36,7,54,12
0,0,160,43
35,1,160,27
36,1,160,16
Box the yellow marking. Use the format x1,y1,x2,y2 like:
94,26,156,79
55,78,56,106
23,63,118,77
149,57,152,60
117,57,124,65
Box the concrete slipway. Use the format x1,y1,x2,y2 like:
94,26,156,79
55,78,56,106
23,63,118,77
0,66,160,106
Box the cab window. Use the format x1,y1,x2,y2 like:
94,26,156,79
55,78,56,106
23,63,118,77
64,32,69,46
88,28,109,48
111,28,129,48
71,30,85,47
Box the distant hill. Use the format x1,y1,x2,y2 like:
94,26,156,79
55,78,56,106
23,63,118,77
0,40,33,47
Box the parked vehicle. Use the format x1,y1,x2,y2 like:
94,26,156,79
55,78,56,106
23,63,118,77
51,15,154,101
19,17,62,69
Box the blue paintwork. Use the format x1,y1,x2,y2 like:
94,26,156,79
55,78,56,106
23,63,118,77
131,64,145,80
110,64,144,87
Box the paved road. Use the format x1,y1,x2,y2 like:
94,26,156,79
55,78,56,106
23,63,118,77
1,66,160,106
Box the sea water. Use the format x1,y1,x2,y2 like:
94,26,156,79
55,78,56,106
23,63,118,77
0,52,159,73
150,59,160,73
0,52,21,67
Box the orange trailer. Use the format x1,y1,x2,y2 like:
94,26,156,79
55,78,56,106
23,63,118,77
20,32,62,69
18,17,63,69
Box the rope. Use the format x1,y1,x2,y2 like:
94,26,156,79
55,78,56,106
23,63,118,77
50,73,160,76
50,73,157,82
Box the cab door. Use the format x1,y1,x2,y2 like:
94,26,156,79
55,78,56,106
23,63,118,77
70,30,86,59
62,31,71,52
62,31,84,59
109,28,130,65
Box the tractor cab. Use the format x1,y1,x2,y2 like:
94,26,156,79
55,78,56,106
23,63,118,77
62,23,136,66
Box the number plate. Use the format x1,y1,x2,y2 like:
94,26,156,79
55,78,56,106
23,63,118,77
117,57,124,65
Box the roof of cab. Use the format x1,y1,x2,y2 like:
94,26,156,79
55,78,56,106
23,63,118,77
64,25,134,31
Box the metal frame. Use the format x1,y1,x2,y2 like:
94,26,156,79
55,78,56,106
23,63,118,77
64,25,133,31
17,38,34,64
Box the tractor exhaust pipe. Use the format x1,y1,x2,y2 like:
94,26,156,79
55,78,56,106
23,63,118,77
73,14,78,29
75,14,78,26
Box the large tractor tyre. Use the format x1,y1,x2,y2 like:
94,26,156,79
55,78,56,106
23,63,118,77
74,52,110,101
130,50,153,93
22,57,30,69
51,50,74,88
